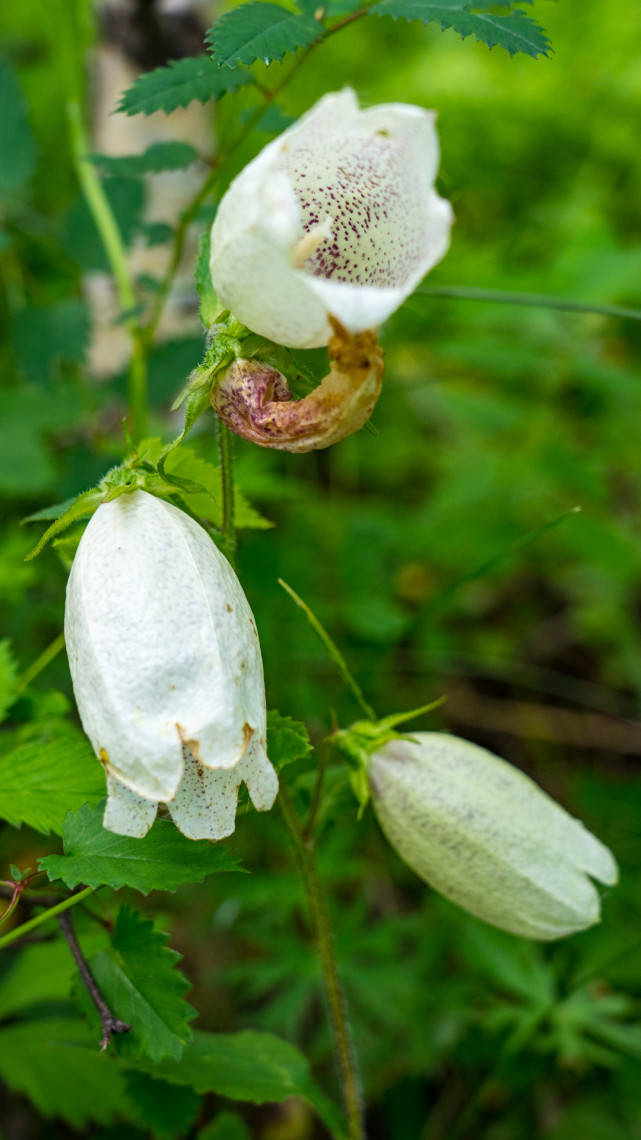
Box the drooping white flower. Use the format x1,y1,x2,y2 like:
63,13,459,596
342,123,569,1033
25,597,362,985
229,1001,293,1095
209,88,453,349
64,489,277,839
369,732,617,940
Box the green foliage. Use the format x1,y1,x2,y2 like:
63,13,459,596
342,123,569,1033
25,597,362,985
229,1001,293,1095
124,1072,200,1139
140,1029,347,1138
88,906,196,1062
0,58,36,198
89,142,201,178
371,0,551,57
117,56,253,117
0,1018,131,1128
0,720,104,834
0,922,107,1020
65,175,146,271
0,640,17,725
3,1,641,1136
40,802,242,891
12,299,90,385
197,1113,251,1140
267,710,313,771
206,4,322,69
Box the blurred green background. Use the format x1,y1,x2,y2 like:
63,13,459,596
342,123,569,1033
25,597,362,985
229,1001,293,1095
1,1,641,1137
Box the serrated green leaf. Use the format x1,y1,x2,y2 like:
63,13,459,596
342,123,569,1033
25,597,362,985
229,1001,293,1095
0,1018,132,1127
0,720,104,835
196,230,219,327
125,1072,201,1139
136,1029,346,1139
0,640,17,725
206,4,322,69
40,802,242,892
370,0,551,57
117,55,253,117
197,1112,251,1140
267,711,312,772
0,58,36,198
87,906,196,1063
89,141,201,178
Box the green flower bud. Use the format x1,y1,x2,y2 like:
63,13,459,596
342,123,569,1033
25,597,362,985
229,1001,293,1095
369,732,617,940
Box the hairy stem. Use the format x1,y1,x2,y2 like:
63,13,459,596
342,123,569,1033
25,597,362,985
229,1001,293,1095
59,910,130,1050
64,0,148,441
0,886,94,951
279,785,364,1140
217,419,236,564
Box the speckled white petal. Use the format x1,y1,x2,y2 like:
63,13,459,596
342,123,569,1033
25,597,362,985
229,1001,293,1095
210,89,453,349
369,732,617,941
242,735,279,811
167,741,278,840
65,490,267,803
167,748,240,840
104,772,158,838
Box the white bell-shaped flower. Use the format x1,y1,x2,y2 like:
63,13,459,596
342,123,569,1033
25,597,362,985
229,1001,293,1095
369,732,617,940
64,489,277,839
209,88,453,349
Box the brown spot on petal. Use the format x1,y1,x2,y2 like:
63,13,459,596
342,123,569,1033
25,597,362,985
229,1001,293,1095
176,723,201,760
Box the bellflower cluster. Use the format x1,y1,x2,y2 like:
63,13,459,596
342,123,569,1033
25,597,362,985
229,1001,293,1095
207,89,452,450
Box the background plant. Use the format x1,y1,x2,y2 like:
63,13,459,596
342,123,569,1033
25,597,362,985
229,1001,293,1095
1,1,640,1138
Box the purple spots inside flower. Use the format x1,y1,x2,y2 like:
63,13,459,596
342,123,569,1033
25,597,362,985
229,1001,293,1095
284,126,428,289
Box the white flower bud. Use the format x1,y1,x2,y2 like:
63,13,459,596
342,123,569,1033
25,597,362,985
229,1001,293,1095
64,489,278,839
369,732,617,940
210,88,453,349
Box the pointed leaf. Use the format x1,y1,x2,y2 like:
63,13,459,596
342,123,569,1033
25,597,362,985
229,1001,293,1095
88,906,196,1062
137,1029,347,1139
206,4,322,69
0,1018,132,1127
40,802,242,892
371,0,551,57
24,488,104,560
89,141,201,177
267,711,312,772
117,55,253,117
0,721,104,835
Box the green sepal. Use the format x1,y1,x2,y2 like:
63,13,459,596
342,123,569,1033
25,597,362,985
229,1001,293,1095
331,698,446,814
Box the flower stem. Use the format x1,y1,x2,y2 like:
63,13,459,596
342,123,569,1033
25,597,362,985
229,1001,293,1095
64,0,148,441
59,910,130,1050
13,631,65,699
278,579,376,720
418,284,641,323
0,886,94,952
279,785,364,1140
218,419,236,564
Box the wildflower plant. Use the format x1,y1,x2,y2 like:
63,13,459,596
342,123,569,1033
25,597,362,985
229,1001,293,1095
1,4,635,1140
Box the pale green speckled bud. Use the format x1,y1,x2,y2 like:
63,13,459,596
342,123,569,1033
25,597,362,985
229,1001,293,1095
369,732,617,940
